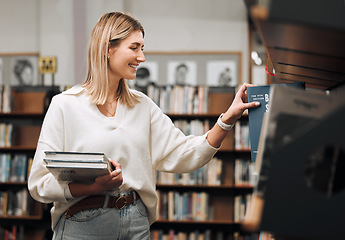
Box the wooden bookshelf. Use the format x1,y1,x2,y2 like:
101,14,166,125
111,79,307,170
0,86,57,240
149,85,257,239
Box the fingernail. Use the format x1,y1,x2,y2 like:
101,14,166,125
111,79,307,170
255,102,260,106
116,169,122,173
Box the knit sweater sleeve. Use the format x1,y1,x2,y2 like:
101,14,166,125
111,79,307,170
148,98,219,173
28,95,71,203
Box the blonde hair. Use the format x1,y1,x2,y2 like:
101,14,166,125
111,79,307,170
82,12,144,107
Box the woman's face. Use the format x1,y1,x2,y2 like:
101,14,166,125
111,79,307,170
107,30,145,81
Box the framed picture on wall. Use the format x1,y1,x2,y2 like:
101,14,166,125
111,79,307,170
167,60,197,86
142,51,242,87
206,60,238,87
133,61,159,90
0,53,39,86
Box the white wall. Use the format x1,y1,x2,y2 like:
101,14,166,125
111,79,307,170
0,0,39,52
0,0,249,87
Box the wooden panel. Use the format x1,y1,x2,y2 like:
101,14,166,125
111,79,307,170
219,130,234,151
222,159,234,186
14,126,41,147
11,92,46,114
252,14,345,90
256,20,345,59
211,195,234,221
275,64,345,83
276,74,329,90
268,48,345,74
208,92,235,115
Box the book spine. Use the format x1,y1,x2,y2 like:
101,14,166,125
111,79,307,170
156,157,223,185
0,189,31,217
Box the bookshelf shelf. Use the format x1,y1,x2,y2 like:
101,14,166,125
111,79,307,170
154,219,240,225
0,146,37,152
0,112,44,119
0,181,27,186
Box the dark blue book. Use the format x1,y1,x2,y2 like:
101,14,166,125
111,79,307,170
247,82,305,162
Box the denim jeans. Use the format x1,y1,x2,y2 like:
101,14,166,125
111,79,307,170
53,196,150,240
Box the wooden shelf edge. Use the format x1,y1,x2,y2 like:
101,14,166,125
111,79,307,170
154,219,240,225
0,146,37,151
0,215,42,220
250,5,269,21
156,184,253,189
0,181,28,185
0,112,44,118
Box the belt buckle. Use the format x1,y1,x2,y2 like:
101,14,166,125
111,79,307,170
115,196,127,210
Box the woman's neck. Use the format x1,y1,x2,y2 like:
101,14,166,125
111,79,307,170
106,78,120,103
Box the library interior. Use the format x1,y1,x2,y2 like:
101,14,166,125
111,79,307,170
0,0,344,240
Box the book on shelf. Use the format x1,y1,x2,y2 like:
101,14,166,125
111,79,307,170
246,82,305,162
0,85,12,113
156,157,222,185
44,151,115,183
0,189,32,217
242,85,345,237
157,190,209,221
147,84,209,114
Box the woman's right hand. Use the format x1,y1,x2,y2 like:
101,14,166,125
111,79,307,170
92,160,123,193
69,160,123,197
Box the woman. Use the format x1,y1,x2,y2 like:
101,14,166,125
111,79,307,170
28,12,259,239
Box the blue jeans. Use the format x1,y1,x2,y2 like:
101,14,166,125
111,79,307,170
53,196,150,240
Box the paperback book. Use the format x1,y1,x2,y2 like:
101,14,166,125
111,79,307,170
44,151,115,183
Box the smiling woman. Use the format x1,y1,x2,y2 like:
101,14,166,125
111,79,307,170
28,11,259,240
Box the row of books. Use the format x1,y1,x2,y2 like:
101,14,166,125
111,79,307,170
0,225,25,240
0,85,12,113
156,157,222,185
0,189,33,217
0,123,13,147
147,85,209,114
157,190,253,223
157,191,209,221
259,232,276,240
173,119,210,136
151,229,258,240
234,159,255,186
234,193,252,222
234,121,250,151
0,154,32,182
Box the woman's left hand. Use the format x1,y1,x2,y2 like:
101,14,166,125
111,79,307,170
221,83,260,125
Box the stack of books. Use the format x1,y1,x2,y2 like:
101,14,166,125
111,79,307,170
44,151,114,183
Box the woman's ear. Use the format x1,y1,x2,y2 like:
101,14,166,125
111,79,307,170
107,43,116,59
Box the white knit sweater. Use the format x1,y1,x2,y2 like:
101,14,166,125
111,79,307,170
28,85,218,230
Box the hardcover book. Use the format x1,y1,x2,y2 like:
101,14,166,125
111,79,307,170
246,82,305,162
44,151,115,183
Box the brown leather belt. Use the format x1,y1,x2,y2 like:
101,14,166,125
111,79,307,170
65,192,140,218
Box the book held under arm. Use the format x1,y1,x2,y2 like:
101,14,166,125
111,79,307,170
44,151,115,183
